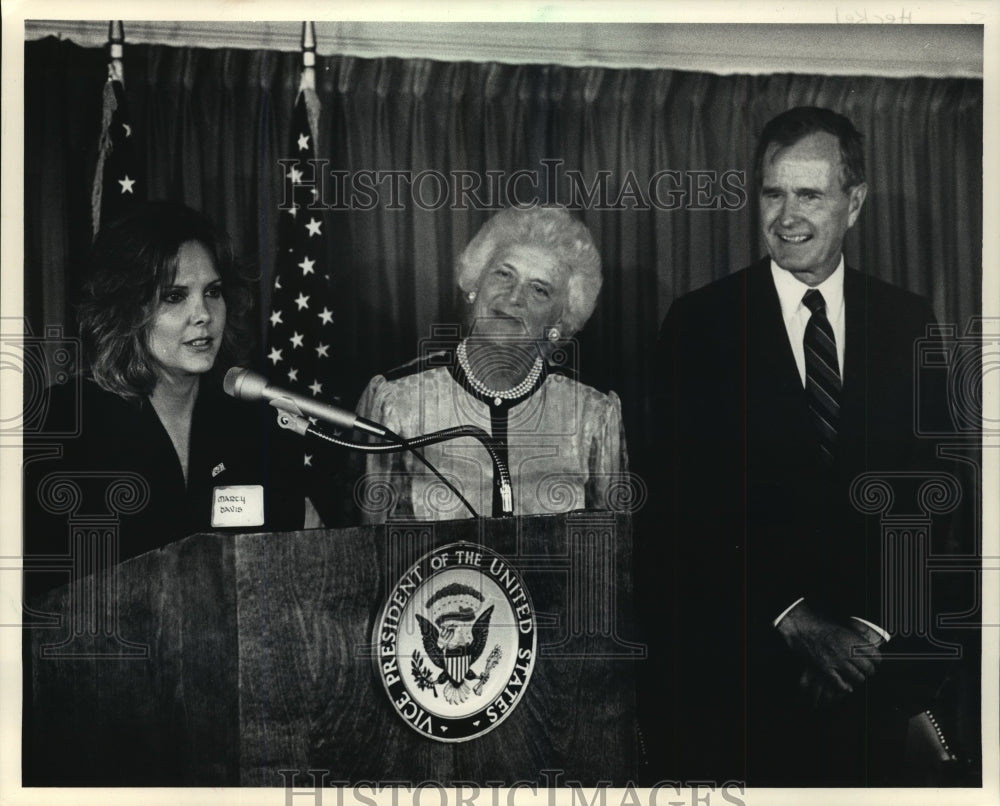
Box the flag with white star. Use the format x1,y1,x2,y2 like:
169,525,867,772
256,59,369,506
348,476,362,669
91,54,144,237
267,84,338,473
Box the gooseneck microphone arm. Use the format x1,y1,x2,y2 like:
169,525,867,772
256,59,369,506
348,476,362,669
296,420,518,519
223,367,514,518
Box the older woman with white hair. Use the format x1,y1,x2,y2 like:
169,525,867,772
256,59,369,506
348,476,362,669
355,206,627,522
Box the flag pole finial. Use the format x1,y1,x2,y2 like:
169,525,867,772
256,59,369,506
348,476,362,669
299,22,319,135
301,21,316,72
107,21,125,83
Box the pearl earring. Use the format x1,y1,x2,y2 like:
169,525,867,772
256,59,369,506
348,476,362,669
547,327,561,342
467,291,477,303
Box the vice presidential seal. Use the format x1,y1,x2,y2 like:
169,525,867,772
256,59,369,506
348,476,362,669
373,542,537,742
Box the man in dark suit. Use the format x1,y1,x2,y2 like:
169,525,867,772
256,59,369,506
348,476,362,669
641,107,948,786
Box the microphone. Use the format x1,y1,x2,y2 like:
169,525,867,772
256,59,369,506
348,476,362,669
223,367,389,439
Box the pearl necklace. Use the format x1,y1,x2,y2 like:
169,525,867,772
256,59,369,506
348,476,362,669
457,340,543,406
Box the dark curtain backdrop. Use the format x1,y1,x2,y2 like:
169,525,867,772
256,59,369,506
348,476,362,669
24,37,983,470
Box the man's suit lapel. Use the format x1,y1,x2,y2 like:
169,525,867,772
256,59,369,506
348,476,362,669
743,258,821,469
747,259,802,398
841,266,869,439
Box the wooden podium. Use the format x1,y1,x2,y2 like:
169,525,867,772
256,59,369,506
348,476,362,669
24,512,642,786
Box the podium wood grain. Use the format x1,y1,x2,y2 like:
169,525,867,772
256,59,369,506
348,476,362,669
25,513,638,786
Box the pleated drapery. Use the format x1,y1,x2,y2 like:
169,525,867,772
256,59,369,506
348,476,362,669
24,38,983,465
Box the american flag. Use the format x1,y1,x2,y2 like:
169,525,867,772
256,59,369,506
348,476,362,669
91,23,144,237
267,84,337,471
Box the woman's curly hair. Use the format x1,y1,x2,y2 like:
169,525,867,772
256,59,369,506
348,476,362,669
78,201,255,400
456,206,603,337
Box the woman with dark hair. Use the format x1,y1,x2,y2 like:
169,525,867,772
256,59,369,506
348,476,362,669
355,206,628,522
78,199,254,406
25,202,303,587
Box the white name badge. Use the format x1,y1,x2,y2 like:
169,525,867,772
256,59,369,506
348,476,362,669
211,485,265,528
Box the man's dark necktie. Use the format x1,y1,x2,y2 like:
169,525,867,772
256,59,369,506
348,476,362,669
803,289,841,465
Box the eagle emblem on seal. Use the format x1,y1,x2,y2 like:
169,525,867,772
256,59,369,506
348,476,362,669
414,582,497,704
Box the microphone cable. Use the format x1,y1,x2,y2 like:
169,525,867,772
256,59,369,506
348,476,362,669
280,413,515,519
